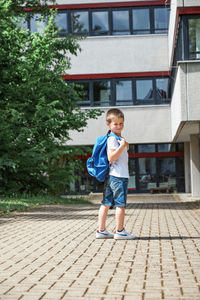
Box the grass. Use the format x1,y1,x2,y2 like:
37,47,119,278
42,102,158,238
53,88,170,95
0,195,92,215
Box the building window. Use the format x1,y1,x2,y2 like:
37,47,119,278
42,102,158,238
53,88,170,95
155,78,169,102
71,11,89,34
68,76,170,107
74,143,184,194
132,8,150,34
74,81,90,106
92,11,109,35
115,80,132,105
188,18,200,59
136,79,153,102
30,13,46,33
138,144,156,153
154,7,170,34
112,10,130,35
55,12,68,35
93,81,111,106
27,5,169,37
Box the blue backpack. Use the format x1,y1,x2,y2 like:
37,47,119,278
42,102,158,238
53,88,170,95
87,132,121,182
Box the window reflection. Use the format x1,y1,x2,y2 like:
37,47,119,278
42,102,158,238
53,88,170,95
138,144,155,153
156,78,169,100
158,144,176,152
14,16,28,31
128,158,136,190
132,8,150,34
92,11,109,35
71,11,89,33
189,18,200,59
30,14,46,33
116,80,132,105
136,80,153,100
158,158,176,189
74,82,90,106
55,13,68,34
93,81,110,106
139,158,156,191
154,8,169,33
112,10,130,35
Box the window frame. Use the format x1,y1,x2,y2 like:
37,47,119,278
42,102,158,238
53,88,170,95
184,15,200,60
27,5,170,37
67,76,171,107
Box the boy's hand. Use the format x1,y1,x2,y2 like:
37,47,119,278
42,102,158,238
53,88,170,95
119,138,129,151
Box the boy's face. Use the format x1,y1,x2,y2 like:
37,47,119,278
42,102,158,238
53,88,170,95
107,117,124,136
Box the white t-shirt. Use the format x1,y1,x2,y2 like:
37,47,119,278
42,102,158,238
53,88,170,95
107,136,129,178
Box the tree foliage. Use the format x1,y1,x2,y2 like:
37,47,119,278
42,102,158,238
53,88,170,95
0,0,100,195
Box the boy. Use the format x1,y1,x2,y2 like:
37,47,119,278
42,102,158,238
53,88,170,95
96,108,136,240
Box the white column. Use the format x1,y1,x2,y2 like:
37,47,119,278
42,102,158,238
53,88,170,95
190,135,200,197
184,142,191,193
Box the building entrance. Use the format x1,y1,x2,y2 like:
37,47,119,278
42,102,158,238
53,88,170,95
72,143,185,194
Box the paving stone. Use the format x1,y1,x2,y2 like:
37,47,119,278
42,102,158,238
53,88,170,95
0,196,200,300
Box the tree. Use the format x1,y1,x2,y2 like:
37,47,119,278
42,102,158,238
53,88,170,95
0,0,101,195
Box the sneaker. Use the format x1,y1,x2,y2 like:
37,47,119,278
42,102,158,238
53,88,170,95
96,229,114,239
114,229,136,240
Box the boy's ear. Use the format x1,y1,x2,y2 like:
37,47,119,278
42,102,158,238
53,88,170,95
106,121,110,127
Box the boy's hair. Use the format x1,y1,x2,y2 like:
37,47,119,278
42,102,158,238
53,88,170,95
106,108,124,124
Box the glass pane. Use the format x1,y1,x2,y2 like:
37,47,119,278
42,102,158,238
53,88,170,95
55,13,68,34
156,78,169,100
93,81,110,106
139,158,156,191
129,144,135,153
112,10,130,35
158,144,176,152
154,8,169,32
177,143,184,152
30,14,46,33
138,144,155,153
189,18,200,59
92,11,109,34
132,8,150,33
74,82,90,104
71,11,89,33
14,16,28,31
116,80,132,105
128,158,136,190
158,158,176,189
136,80,153,100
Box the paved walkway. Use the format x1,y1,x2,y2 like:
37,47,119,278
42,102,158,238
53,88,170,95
0,195,200,300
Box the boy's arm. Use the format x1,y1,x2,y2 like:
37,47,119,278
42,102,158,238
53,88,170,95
108,139,129,163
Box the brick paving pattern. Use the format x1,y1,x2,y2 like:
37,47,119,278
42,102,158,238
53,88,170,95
0,195,199,300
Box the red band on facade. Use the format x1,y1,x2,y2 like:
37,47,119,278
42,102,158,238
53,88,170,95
178,7,200,15
129,152,184,158
63,71,170,80
24,1,170,11
78,152,184,160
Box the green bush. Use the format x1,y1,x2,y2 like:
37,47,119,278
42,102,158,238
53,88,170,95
0,0,101,195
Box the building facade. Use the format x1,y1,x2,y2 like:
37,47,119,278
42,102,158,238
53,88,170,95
29,0,200,196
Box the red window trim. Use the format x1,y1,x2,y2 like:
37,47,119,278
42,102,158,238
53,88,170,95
129,152,184,158
24,1,170,11
63,71,170,80
78,152,184,160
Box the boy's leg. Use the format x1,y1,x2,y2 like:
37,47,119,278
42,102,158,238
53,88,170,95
98,205,110,231
96,176,114,239
115,206,125,232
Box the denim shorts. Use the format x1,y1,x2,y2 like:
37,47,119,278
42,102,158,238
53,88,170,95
102,175,128,207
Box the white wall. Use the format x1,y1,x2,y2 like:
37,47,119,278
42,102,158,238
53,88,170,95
171,62,200,141
68,35,169,75
68,105,171,145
